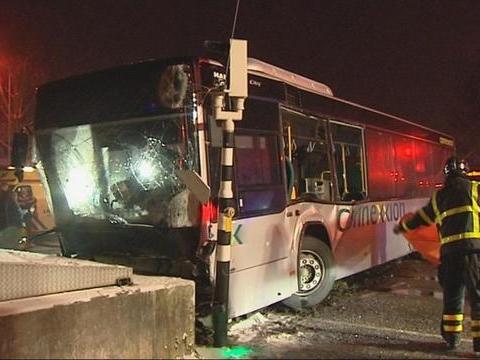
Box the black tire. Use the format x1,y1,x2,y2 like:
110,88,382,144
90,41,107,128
282,235,336,310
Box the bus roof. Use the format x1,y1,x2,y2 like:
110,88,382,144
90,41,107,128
35,56,454,145
247,58,334,97
247,57,454,143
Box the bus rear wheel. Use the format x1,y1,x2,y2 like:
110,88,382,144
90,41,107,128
283,235,336,310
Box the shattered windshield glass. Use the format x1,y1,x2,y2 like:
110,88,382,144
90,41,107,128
38,112,199,228
34,62,202,229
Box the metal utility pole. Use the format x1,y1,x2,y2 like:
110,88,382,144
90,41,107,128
212,39,248,347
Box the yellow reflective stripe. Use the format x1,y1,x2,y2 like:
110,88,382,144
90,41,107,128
471,320,480,326
441,232,480,244
418,208,434,224
400,221,411,232
472,332,480,338
443,324,463,332
473,182,479,234
438,205,475,222
443,314,464,321
435,184,480,223
432,192,440,224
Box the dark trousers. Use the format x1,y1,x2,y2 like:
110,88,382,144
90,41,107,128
439,253,480,318
439,252,480,349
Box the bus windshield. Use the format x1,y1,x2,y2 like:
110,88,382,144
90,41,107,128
34,60,200,228
36,112,198,227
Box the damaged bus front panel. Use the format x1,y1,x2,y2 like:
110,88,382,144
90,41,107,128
34,59,206,279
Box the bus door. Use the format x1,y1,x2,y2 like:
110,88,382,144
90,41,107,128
330,122,366,202
282,108,332,203
223,100,295,317
329,122,381,277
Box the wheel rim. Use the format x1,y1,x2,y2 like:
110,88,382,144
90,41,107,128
298,249,326,295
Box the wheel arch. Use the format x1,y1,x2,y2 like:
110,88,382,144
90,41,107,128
283,221,337,310
301,222,332,250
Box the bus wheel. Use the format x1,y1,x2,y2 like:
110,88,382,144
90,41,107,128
282,235,336,310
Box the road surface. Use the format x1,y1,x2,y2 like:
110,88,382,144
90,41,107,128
198,254,478,359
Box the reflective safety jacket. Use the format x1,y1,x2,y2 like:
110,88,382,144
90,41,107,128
400,176,480,257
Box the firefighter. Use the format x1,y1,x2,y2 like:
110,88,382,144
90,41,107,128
394,156,480,353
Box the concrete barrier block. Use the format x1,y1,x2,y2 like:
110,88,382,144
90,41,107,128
0,275,195,359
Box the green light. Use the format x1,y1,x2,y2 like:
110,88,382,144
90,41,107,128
221,346,254,358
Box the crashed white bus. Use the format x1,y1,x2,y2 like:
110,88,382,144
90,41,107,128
32,55,454,318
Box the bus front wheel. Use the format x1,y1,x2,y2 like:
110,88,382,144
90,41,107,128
283,236,336,310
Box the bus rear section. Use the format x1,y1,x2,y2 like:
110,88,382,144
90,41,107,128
200,58,455,317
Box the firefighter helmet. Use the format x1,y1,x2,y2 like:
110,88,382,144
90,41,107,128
443,156,469,177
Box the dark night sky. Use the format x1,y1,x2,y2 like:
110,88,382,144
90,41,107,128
1,0,480,163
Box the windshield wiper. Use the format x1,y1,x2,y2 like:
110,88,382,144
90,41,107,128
106,214,154,229
107,214,129,225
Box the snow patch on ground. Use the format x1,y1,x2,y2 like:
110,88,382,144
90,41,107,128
229,312,269,342
230,312,268,332
266,332,298,345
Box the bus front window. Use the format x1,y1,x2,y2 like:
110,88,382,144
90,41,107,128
39,113,199,227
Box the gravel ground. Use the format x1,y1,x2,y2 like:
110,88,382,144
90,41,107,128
197,254,479,359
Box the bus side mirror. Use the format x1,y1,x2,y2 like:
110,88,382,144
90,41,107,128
11,131,29,182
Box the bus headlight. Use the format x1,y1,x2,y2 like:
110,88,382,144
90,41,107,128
64,166,95,209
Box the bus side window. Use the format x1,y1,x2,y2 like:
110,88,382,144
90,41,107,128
281,108,331,202
235,133,285,216
294,142,331,201
331,123,366,202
